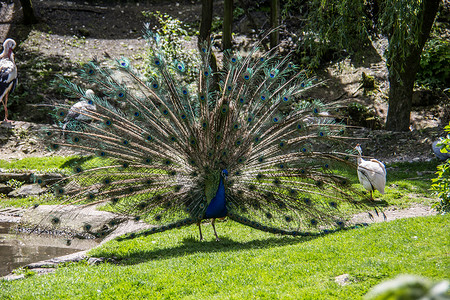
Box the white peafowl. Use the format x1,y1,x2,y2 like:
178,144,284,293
432,139,450,161
34,30,382,241
62,89,97,132
354,144,386,200
0,38,18,122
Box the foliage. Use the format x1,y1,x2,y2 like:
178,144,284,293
141,11,200,85
6,179,24,190
378,0,439,80
416,36,450,89
344,102,382,129
431,122,450,212
0,216,448,298
285,0,371,68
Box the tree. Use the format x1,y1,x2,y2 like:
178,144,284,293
300,0,442,131
270,0,280,49
222,0,233,51
19,0,38,25
381,0,441,131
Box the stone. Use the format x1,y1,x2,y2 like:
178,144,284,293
0,183,13,194
8,184,45,198
20,205,128,237
335,274,352,286
0,172,33,184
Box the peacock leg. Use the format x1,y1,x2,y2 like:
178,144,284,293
211,218,220,241
197,222,203,241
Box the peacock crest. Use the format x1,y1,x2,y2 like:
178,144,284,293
37,30,377,240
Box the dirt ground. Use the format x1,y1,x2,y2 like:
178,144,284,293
0,0,448,163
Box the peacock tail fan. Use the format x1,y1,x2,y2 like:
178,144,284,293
36,29,378,240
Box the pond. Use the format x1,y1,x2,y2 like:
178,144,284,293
0,222,100,277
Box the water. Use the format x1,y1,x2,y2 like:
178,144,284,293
0,222,100,277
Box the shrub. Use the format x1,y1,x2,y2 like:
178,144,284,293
431,122,450,212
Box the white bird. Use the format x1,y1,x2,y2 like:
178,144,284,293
62,89,97,131
355,144,386,200
0,38,18,122
432,139,450,161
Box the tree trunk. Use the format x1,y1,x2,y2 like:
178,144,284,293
199,0,219,91
19,0,38,25
222,0,233,51
270,0,280,49
199,0,214,45
385,0,441,131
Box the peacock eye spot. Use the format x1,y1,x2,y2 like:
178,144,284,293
301,83,305,87
313,108,319,113
88,100,93,105
134,112,140,117
273,117,279,123
155,60,160,65
88,69,94,74
183,89,188,95
270,73,275,78
244,75,249,80
123,140,129,145
153,83,159,89
201,48,206,53
310,219,318,225
105,120,112,126
118,93,124,98
231,57,236,62
123,163,129,168
261,95,266,101
283,97,288,101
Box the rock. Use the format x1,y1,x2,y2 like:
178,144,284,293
0,172,33,184
1,274,25,281
8,184,45,198
335,274,352,286
20,205,127,237
0,183,13,194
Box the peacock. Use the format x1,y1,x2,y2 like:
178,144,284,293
36,30,380,241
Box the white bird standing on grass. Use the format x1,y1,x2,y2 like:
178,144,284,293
0,38,18,122
355,144,386,200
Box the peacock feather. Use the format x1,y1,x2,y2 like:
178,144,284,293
36,30,378,241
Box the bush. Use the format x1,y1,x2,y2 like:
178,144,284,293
416,37,450,89
431,122,450,213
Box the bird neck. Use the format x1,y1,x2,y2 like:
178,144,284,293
356,148,363,164
204,176,227,219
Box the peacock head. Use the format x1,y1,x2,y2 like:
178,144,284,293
354,144,362,155
221,169,228,180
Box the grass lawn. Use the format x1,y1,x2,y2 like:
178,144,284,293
0,215,448,299
0,157,448,298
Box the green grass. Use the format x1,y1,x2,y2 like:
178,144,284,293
0,156,77,172
0,215,448,299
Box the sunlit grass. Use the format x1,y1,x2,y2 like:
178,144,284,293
0,215,448,299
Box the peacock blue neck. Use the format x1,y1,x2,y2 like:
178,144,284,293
205,170,228,219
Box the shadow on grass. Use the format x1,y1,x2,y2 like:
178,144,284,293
106,234,319,265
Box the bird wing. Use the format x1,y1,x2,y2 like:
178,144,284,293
0,58,18,97
359,160,386,194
